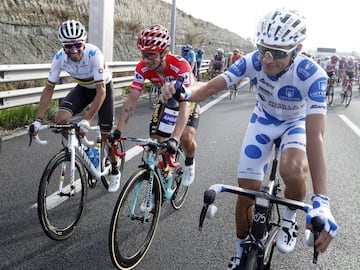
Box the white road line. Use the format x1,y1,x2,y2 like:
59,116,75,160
200,92,229,113
338,114,360,137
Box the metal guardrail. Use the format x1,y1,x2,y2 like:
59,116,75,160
0,60,210,110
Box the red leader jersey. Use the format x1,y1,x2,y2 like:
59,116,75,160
130,54,194,92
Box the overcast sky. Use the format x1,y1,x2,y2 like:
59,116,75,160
162,0,359,54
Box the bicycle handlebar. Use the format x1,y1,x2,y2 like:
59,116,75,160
29,124,95,147
199,183,325,264
116,136,180,167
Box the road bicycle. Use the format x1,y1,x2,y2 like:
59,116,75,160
29,123,125,240
326,74,336,106
109,136,189,269
149,83,160,109
199,138,324,270
340,76,353,107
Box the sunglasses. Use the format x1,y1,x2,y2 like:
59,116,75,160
141,52,159,60
63,43,83,50
257,43,297,59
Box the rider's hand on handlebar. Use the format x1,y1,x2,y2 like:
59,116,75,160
107,129,121,145
306,194,338,252
29,118,42,136
77,119,91,136
163,137,179,155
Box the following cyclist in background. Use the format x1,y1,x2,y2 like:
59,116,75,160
161,8,338,270
322,54,339,86
226,51,233,70
337,56,346,85
195,48,205,81
180,44,197,77
111,25,200,200
209,48,225,79
341,56,358,93
28,19,120,193
229,49,243,88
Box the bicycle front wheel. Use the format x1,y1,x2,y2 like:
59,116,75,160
327,86,334,105
170,148,189,209
109,169,162,270
345,88,352,107
242,249,258,270
37,150,87,240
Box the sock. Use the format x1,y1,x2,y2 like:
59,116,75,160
283,207,296,222
111,163,118,175
185,156,194,166
236,237,245,258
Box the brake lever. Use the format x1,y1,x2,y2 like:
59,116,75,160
199,189,217,231
312,216,325,264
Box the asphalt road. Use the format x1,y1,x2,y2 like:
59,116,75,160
1,84,360,270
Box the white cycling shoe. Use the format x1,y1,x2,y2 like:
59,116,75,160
276,218,298,253
108,171,121,193
181,161,195,187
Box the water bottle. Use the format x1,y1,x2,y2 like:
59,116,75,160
93,132,101,169
86,148,94,162
166,75,184,108
92,147,99,169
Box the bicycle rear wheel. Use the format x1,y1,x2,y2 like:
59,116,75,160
98,139,125,189
37,150,87,240
149,84,160,109
109,169,162,270
170,148,189,209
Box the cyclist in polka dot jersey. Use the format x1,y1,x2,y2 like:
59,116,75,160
161,8,338,269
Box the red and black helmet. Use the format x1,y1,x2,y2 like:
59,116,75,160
137,24,171,52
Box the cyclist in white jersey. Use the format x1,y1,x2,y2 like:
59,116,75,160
161,8,337,270
29,20,121,192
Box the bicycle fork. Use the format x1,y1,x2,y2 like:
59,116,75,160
58,137,78,198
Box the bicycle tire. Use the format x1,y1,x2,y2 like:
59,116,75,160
99,139,125,189
109,168,162,270
149,84,160,109
243,248,258,270
262,218,279,269
229,87,234,100
345,87,352,107
37,150,87,240
170,148,189,209
327,86,334,105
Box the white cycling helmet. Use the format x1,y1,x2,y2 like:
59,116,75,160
58,20,87,43
256,8,307,46
347,56,354,62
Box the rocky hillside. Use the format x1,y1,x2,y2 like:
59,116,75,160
0,0,254,64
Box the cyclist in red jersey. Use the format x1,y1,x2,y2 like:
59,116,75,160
111,24,199,190
230,48,242,64
230,49,243,87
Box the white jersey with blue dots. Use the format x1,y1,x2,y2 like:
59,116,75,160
221,51,328,180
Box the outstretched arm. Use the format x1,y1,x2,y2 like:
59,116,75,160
115,90,141,132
